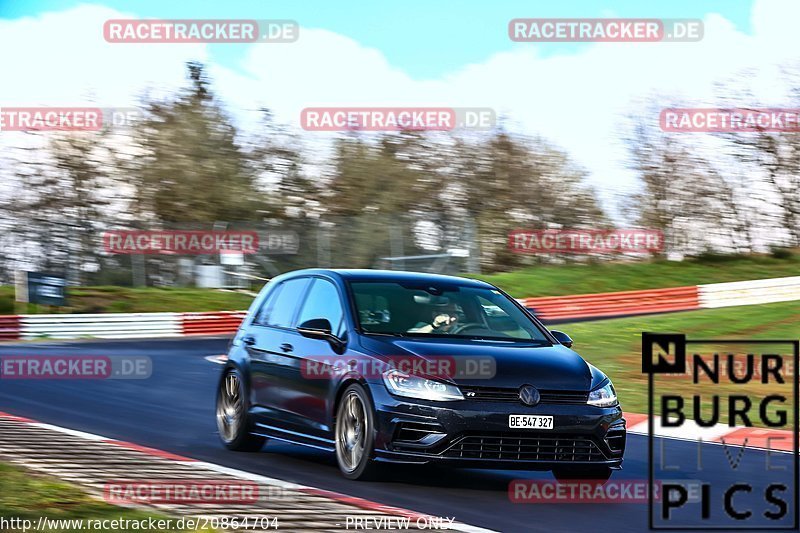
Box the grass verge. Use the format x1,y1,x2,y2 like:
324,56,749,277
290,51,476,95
0,462,212,532
473,254,799,297
560,300,799,421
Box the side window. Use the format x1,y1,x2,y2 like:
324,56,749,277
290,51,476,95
253,284,282,325
296,279,345,337
265,278,311,328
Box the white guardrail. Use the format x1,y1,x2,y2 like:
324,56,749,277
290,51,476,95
698,276,800,308
19,313,181,340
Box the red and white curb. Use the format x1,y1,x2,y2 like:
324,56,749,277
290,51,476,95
0,411,498,532
624,412,794,452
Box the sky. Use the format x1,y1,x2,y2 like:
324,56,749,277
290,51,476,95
1,0,797,216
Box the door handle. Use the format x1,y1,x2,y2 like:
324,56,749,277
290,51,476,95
242,335,256,346
280,343,294,353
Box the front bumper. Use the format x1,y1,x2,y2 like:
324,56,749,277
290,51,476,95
368,383,626,470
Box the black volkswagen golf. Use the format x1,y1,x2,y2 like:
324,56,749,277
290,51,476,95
216,269,625,480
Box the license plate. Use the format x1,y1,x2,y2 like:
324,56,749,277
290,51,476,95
508,415,553,429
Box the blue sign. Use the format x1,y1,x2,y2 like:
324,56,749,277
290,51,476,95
27,273,67,306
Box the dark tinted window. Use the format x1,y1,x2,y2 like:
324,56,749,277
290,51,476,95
253,284,282,325
266,277,311,328
349,282,547,342
296,278,345,335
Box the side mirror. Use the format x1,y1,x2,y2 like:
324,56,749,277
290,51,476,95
297,318,333,340
550,330,573,348
297,318,346,351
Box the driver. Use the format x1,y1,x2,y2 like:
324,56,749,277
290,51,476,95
408,302,461,333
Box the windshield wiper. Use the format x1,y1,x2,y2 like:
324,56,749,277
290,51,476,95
469,337,551,345
363,331,406,338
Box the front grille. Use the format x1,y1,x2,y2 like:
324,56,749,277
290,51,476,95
460,386,589,405
460,386,518,401
442,433,606,462
541,390,589,404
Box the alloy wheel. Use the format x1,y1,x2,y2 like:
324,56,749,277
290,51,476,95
336,390,367,472
216,372,242,442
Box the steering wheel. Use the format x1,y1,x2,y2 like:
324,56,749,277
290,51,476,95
450,322,486,335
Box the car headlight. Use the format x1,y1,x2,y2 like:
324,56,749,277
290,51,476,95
587,381,617,407
382,369,464,401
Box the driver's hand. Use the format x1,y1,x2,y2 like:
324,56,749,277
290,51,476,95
433,313,456,329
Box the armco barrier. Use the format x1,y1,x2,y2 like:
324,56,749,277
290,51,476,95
521,285,700,321
19,313,180,340
699,276,800,308
0,315,20,341
181,311,246,335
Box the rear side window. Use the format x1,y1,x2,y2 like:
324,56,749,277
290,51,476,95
253,284,282,325
265,277,311,328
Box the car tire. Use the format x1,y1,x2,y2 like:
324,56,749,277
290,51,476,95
552,465,613,483
335,384,381,480
216,368,266,452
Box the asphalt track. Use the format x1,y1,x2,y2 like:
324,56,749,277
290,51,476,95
0,338,795,532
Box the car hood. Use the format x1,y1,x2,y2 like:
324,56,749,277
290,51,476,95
359,336,593,391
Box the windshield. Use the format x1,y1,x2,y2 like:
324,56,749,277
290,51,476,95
349,281,550,342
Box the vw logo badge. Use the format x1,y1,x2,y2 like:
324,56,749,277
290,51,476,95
519,385,540,406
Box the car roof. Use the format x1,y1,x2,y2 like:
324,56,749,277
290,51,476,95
277,268,494,289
